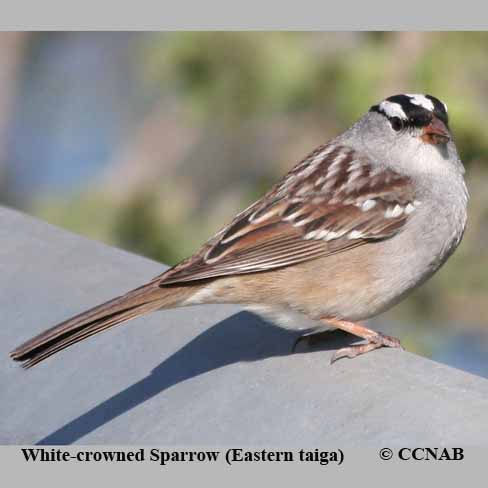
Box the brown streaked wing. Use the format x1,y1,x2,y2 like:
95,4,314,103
157,144,415,285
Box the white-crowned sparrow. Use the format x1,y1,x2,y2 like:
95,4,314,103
11,93,468,367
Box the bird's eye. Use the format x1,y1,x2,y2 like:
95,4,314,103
390,117,403,131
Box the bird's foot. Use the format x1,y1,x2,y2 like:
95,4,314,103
330,331,404,364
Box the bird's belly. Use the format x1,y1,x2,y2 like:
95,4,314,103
207,201,466,329
244,304,327,331
261,229,461,324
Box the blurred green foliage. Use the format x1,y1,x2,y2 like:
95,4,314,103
145,32,320,121
35,32,488,325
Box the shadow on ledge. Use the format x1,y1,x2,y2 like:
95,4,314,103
37,311,355,444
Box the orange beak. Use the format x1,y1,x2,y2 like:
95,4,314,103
421,116,450,145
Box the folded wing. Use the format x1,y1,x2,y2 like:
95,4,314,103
158,144,416,285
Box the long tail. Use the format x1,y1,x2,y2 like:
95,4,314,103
10,282,195,369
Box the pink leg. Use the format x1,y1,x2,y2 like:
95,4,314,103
321,318,403,364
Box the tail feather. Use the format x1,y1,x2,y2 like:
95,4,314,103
10,283,195,368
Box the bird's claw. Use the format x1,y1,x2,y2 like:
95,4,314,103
330,332,403,364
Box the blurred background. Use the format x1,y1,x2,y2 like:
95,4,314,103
1,32,487,376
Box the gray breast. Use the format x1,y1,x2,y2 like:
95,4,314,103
369,172,468,315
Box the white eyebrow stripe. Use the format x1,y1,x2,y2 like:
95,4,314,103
379,101,407,120
406,94,435,111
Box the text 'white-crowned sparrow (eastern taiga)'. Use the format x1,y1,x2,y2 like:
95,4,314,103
11,93,468,368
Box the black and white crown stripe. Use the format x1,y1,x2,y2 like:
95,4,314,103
372,93,449,125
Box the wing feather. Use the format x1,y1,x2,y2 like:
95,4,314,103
158,144,416,285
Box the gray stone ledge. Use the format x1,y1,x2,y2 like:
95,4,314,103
1,205,488,445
